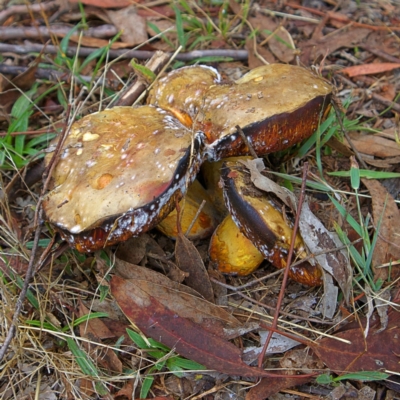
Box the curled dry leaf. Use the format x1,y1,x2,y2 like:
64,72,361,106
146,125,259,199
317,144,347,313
298,201,352,304
111,275,272,377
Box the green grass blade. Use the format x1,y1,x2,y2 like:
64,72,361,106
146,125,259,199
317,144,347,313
172,5,187,49
328,170,400,179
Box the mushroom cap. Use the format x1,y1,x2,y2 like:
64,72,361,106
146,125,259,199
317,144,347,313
43,106,204,251
197,64,332,160
147,65,220,128
220,161,323,286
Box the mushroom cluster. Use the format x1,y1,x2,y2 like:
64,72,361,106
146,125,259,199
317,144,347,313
43,63,332,283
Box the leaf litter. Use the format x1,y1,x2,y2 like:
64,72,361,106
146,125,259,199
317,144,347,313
1,0,400,399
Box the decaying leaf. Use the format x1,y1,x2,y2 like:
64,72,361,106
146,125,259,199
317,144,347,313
111,257,245,339
175,233,214,302
298,201,352,306
313,306,400,373
111,275,272,377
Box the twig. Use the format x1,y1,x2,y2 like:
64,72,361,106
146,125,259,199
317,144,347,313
0,43,249,61
0,1,60,25
359,45,400,64
0,107,71,363
257,162,309,368
236,125,258,159
284,2,400,31
0,24,118,41
370,93,400,114
185,200,206,237
0,63,105,85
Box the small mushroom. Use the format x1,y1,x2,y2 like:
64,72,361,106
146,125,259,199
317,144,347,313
220,161,323,286
157,179,219,240
43,106,205,252
209,214,264,276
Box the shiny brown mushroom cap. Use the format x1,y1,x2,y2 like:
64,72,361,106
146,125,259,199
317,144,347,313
43,106,205,251
197,64,332,160
147,65,220,128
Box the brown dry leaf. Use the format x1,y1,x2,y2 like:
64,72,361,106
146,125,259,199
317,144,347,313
0,253,29,276
267,26,295,63
111,258,244,339
63,34,131,48
361,179,400,282
110,275,272,377
77,301,123,373
175,233,214,303
245,38,276,69
346,132,400,158
246,376,312,400
115,235,150,265
299,28,370,64
114,379,134,400
68,0,132,8
312,306,400,373
0,56,38,116
341,63,400,77
249,13,294,63
106,6,147,46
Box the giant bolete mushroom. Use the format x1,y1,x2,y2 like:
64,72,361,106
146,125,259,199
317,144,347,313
44,64,332,255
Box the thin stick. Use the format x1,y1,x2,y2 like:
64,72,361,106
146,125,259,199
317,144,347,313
236,125,258,159
257,162,309,368
0,43,248,61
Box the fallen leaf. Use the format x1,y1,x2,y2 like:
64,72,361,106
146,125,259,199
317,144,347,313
246,38,276,69
77,301,123,373
106,6,148,46
267,26,295,63
111,259,244,339
347,133,400,158
341,63,400,77
299,28,370,65
361,179,400,282
299,201,352,306
111,275,272,377
313,307,400,373
175,233,214,303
